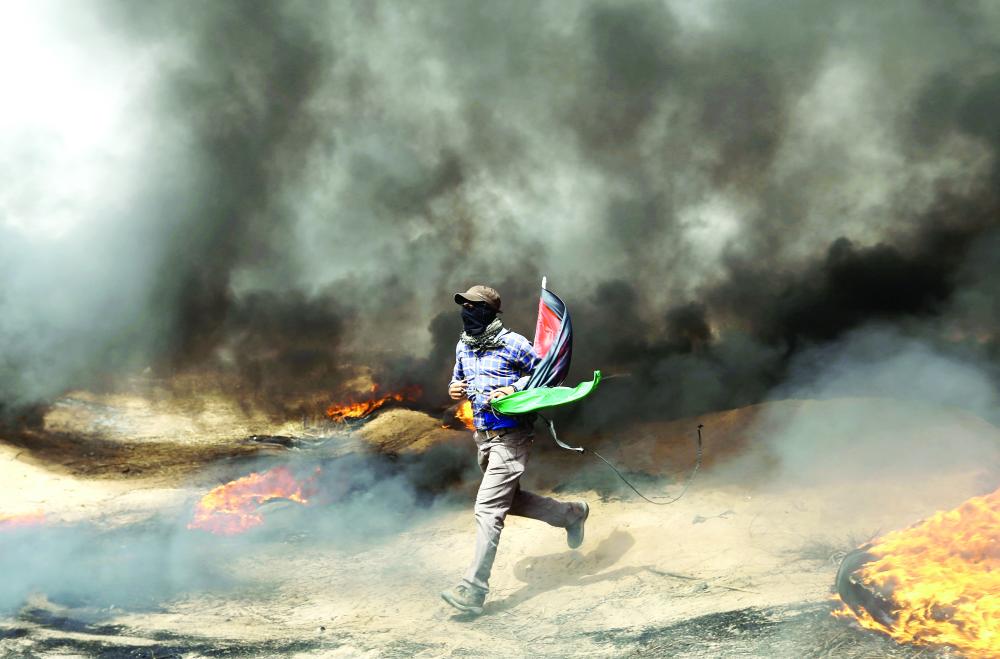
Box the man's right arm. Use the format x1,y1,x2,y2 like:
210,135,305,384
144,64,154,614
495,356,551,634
448,343,467,400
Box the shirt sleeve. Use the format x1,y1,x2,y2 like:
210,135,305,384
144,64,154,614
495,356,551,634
511,336,539,391
450,343,465,385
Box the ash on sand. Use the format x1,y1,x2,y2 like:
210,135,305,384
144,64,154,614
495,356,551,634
1,396,996,657
584,603,950,659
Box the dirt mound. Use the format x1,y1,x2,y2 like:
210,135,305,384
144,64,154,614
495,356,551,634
357,409,466,454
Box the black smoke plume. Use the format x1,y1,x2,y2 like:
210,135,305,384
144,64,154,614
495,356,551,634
2,0,999,425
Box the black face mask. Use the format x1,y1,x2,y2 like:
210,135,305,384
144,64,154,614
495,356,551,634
461,304,497,336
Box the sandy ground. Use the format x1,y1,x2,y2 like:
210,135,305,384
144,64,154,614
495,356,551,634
1,395,997,657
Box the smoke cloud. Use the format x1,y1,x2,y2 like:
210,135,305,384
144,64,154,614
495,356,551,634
0,443,472,614
2,0,999,424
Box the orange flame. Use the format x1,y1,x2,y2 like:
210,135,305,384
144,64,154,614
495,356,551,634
835,486,1000,657
188,466,318,535
0,511,45,530
325,385,421,422
456,400,475,430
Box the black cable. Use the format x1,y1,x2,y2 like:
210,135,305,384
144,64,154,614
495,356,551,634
539,414,703,506
590,427,701,505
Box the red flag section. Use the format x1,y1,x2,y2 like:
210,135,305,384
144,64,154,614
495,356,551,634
525,284,573,390
534,296,561,358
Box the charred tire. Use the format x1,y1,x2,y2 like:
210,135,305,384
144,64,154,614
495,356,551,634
836,546,896,630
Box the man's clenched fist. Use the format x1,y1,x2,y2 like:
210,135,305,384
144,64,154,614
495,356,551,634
448,379,468,400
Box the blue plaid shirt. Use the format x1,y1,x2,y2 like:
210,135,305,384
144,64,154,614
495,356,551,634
451,329,539,430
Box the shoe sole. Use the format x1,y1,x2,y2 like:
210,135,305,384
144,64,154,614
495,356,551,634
567,502,590,549
440,592,484,616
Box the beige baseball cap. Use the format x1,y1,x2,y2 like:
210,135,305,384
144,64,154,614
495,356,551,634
454,285,502,312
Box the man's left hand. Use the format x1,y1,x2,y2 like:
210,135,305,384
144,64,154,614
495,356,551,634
488,386,516,401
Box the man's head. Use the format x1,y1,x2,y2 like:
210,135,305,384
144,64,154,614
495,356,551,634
455,285,501,336
454,285,501,313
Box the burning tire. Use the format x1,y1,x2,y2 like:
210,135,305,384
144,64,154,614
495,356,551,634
835,546,896,630
833,486,1000,658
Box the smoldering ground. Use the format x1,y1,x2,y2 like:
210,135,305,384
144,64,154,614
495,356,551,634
0,441,472,615
2,0,1000,429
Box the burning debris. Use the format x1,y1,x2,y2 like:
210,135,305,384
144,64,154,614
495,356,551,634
325,385,422,423
188,466,320,535
455,400,474,431
440,401,475,431
835,486,1000,657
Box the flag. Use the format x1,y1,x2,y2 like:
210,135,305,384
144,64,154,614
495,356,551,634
490,370,601,415
491,280,600,417
490,280,701,491
526,285,573,389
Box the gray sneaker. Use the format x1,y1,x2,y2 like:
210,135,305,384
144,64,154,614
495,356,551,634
567,502,590,549
441,583,485,615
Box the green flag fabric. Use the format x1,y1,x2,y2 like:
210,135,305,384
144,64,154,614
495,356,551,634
491,371,601,416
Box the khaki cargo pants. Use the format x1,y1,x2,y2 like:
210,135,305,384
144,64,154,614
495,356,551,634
462,427,580,594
